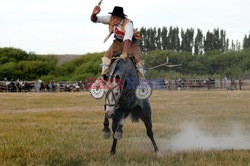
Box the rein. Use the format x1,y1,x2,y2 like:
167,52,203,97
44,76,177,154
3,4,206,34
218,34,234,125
104,75,126,108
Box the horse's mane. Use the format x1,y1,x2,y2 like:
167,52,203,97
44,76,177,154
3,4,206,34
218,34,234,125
108,58,137,79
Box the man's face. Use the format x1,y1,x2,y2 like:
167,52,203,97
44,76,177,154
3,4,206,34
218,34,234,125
112,16,122,26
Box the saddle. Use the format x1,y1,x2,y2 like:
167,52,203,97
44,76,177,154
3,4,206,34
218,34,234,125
111,52,136,64
109,54,137,78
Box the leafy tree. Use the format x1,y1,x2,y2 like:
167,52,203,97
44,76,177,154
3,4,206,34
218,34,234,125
204,31,214,52
243,32,250,49
194,29,204,55
187,60,207,75
0,47,28,64
0,62,19,80
224,65,244,81
156,28,162,50
148,28,157,51
220,29,228,52
18,61,55,80
213,28,220,50
161,27,168,50
174,27,180,52
230,40,236,51
139,27,146,51
0,47,58,80
181,28,194,52
51,52,103,81
168,26,175,50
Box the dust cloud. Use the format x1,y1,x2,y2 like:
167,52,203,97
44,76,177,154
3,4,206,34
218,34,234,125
160,122,250,152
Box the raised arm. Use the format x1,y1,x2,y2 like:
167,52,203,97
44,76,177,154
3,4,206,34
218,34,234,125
90,6,101,22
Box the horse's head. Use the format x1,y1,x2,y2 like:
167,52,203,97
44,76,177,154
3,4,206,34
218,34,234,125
104,74,124,118
101,58,137,118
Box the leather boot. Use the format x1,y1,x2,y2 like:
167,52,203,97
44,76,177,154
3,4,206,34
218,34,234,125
136,60,145,79
101,56,111,75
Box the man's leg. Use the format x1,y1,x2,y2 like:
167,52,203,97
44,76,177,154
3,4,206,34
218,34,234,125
102,40,123,75
136,60,145,79
101,56,111,75
128,41,145,79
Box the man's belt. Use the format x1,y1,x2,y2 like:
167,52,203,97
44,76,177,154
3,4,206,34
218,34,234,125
115,37,123,43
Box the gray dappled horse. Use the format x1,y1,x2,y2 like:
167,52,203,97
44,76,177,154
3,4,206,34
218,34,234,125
102,57,160,155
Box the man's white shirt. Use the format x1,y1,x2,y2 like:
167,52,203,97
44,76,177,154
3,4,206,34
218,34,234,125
96,15,133,41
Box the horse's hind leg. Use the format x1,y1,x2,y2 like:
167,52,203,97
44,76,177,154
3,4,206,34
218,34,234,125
145,119,159,152
102,116,111,139
140,112,159,153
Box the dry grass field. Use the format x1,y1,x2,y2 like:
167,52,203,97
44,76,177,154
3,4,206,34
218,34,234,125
0,90,250,165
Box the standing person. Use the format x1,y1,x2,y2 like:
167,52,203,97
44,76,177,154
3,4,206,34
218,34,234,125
90,5,145,79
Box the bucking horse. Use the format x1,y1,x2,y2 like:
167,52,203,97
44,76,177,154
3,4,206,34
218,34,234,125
90,56,161,156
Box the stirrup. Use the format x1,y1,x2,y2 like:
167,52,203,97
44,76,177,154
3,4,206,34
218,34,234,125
89,78,105,100
135,80,152,100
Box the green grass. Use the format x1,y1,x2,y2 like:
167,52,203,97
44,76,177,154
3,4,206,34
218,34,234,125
0,91,249,165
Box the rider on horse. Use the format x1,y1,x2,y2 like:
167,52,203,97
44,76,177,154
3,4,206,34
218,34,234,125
90,5,145,79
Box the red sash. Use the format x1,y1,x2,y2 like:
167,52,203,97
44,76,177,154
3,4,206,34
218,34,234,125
115,27,125,36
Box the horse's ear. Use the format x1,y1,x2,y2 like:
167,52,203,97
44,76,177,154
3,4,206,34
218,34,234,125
103,74,108,81
115,75,120,80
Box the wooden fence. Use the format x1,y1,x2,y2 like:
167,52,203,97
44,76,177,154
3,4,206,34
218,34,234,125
0,79,249,92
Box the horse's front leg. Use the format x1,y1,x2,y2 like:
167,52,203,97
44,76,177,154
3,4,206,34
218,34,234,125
102,115,111,139
110,111,125,155
110,116,118,155
113,110,125,140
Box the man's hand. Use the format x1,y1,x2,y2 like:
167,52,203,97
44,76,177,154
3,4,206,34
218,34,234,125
92,6,101,15
91,6,101,22
120,52,127,59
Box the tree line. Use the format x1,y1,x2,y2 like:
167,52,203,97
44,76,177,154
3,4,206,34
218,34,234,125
1,47,249,82
139,27,249,54
0,47,58,81
144,49,250,81
0,47,102,82
1,26,250,82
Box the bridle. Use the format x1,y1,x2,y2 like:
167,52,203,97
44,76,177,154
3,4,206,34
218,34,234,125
104,75,126,108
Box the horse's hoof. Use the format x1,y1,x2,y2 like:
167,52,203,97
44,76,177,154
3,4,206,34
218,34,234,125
114,131,123,140
110,150,116,155
156,151,163,158
102,131,111,139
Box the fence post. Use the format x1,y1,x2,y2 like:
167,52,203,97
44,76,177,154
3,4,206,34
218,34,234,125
239,79,242,90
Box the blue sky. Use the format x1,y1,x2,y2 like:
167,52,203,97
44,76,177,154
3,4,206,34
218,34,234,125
0,0,249,54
